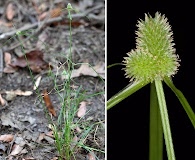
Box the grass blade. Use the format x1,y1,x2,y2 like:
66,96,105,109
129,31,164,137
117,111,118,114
107,80,149,110
164,77,195,128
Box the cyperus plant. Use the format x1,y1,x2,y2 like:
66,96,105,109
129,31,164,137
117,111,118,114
124,12,179,82
107,12,195,160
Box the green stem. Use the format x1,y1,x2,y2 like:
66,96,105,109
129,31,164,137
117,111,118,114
149,83,163,160
107,63,122,69
107,80,149,110
155,80,176,160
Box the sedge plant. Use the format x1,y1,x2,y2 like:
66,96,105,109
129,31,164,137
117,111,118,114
1,3,105,160
107,12,195,160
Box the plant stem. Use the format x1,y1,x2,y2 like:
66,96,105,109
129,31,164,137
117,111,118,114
155,80,176,160
107,80,149,110
149,83,163,160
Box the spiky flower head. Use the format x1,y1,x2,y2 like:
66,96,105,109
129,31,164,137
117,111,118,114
123,12,180,82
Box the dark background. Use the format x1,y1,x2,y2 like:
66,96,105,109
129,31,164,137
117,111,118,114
107,1,195,159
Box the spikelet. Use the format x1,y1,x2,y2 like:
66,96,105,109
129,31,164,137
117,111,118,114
123,12,180,83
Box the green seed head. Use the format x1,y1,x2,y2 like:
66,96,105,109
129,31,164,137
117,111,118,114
123,12,180,82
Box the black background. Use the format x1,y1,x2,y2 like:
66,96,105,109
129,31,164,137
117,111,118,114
107,1,195,159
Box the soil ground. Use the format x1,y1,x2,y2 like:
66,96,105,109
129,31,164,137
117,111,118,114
0,0,105,160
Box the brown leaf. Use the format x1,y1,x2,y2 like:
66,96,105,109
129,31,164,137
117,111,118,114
6,3,16,20
37,133,45,143
0,134,14,142
70,62,105,79
10,50,52,73
3,66,17,73
50,8,62,18
0,94,7,106
3,52,17,73
4,52,11,65
5,89,33,96
10,144,23,156
39,7,62,21
43,90,56,117
77,101,87,117
38,11,48,21
45,131,54,138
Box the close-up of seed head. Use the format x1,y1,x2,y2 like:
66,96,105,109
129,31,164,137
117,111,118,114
123,12,180,83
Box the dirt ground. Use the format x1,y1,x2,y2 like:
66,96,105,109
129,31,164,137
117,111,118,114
0,0,105,160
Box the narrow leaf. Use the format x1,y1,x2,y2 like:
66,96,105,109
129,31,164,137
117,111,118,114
164,77,195,128
107,80,149,110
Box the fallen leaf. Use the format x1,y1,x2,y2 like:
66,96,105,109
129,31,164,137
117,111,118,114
6,3,16,20
4,52,11,64
20,148,28,154
50,157,58,160
38,11,48,21
69,62,105,79
13,90,33,96
43,90,56,117
5,89,33,96
3,66,17,73
50,8,62,18
45,131,54,138
0,94,7,106
10,50,52,73
37,133,45,143
0,134,14,142
44,135,54,144
39,7,62,21
33,76,42,90
10,144,23,156
77,101,87,117
3,52,17,73
5,91,17,101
